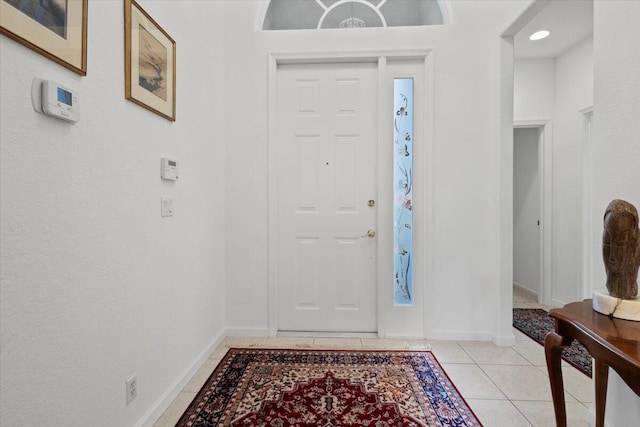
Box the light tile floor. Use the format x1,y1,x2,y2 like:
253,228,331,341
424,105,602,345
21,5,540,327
154,288,594,426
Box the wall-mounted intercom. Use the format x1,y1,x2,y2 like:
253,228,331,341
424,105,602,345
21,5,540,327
31,78,79,123
160,158,179,181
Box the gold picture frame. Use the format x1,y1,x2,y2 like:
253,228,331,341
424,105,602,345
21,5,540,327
0,0,88,75
125,0,176,121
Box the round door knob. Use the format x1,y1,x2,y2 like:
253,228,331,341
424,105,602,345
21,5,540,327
361,229,376,238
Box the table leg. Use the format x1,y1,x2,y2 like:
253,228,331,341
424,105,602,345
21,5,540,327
594,359,609,427
545,331,571,427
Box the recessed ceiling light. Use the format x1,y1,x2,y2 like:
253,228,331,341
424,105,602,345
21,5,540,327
529,30,551,41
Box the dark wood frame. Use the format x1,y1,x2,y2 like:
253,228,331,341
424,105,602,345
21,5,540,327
0,0,88,75
545,299,640,427
124,0,176,121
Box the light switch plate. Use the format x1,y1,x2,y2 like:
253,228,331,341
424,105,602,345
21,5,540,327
161,197,174,217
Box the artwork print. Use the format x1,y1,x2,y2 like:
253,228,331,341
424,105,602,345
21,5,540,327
0,0,87,74
124,0,175,121
138,25,167,101
4,0,67,38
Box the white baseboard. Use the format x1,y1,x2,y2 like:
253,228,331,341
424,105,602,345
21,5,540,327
551,298,567,309
225,327,270,337
493,333,516,347
134,329,226,427
278,331,378,338
513,282,539,300
383,332,428,340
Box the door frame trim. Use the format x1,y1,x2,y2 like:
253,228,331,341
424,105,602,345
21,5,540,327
513,120,553,307
267,50,433,336
578,106,594,300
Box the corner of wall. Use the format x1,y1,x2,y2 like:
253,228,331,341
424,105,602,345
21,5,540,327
135,330,227,427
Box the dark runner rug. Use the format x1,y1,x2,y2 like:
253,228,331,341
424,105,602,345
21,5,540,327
177,348,483,426
513,308,592,377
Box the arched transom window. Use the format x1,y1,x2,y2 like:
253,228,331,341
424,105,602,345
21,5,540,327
262,0,445,30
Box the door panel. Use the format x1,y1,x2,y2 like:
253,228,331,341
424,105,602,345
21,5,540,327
277,62,377,332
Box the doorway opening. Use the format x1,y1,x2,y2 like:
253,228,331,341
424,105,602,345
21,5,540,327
513,125,546,307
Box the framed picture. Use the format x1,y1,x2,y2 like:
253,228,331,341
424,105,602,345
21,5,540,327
0,0,88,75
125,0,176,121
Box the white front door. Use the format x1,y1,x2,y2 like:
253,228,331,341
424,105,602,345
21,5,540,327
276,62,378,332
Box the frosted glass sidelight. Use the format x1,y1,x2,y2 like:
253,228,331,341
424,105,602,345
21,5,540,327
394,79,413,305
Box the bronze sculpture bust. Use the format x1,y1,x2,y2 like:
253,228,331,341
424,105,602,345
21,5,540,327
603,199,640,299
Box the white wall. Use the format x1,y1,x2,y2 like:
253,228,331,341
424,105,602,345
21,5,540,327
514,58,555,120
223,0,532,341
514,36,593,307
591,1,640,424
552,36,593,305
0,1,227,426
513,127,540,294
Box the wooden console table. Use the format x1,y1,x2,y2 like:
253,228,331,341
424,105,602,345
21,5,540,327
544,299,640,427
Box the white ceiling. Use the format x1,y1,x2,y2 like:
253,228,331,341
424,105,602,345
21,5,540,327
514,0,593,59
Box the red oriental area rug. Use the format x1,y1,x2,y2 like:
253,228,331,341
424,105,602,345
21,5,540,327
176,348,482,427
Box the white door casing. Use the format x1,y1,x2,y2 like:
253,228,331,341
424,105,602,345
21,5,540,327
276,62,378,332
267,51,432,337
579,106,594,299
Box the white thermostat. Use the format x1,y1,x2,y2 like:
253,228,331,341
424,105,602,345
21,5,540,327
161,158,179,180
31,79,80,123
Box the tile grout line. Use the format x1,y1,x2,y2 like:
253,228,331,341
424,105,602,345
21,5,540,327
456,340,536,425
456,341,511,402
457,340,542,426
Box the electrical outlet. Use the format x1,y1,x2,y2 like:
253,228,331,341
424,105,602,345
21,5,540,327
126,374,137,405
